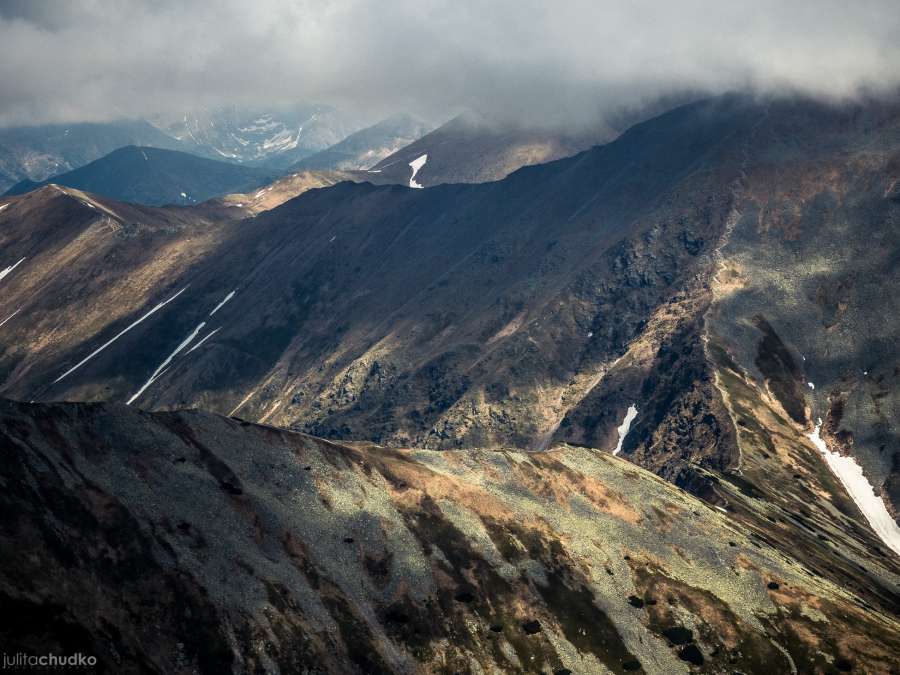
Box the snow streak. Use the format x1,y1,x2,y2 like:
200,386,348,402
187,327,221,353
0,257,26,283
0,309,20,328
53,286,188,384
209,290,235,316
127,321,206,405
808,418,900,557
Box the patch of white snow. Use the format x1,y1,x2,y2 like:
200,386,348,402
187,327,220,353
408,154,428,189
807,418,900,557
0,257,26,283
0,309,20,328
613,404,639,456
127,321,206,405
209,290,235,316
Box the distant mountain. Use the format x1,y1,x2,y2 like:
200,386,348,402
0,119,186,193
4,146,276,206
151,104,363,168
290,114,431,171
368,112,617,187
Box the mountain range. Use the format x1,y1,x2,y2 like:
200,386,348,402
0,105,414,197
150,104,363,167
1,93,899,522
1,93,899,672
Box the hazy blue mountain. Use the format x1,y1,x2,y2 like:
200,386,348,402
4,145,276,205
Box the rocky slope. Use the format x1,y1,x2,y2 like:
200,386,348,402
3,146,277,206
1,94,899,532
1,398,897,674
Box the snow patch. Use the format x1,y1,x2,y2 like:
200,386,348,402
613,404,639,456
187,327,220,353
808,418,900,557
807,382,815,390
209,290,235,316
0,309,20,328
127,321,206,405
0,257,26,283
0,203,9,213
408,154,428,188
53,286,188,384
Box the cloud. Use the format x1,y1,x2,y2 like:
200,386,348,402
0,0,898,127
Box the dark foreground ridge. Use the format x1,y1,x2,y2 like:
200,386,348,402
1,399,898,673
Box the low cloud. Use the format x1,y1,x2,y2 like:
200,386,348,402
1,0,898,128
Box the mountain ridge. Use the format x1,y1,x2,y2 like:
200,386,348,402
3,145,277,206
1,397,897,673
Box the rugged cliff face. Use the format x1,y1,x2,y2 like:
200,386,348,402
0,95,898,526
1,399,898,674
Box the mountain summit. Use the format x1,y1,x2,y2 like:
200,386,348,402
3,146,276,206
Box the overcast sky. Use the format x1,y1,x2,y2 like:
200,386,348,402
1,0,899,128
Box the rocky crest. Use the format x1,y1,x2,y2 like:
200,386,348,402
1,399,897,673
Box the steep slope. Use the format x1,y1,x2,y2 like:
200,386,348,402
0,119,186,193
4,146,277,206
151,104,363,168
1,398,897,674
0,184,248,402
368,112,616,186
291,114,431,172
2,94,900,534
